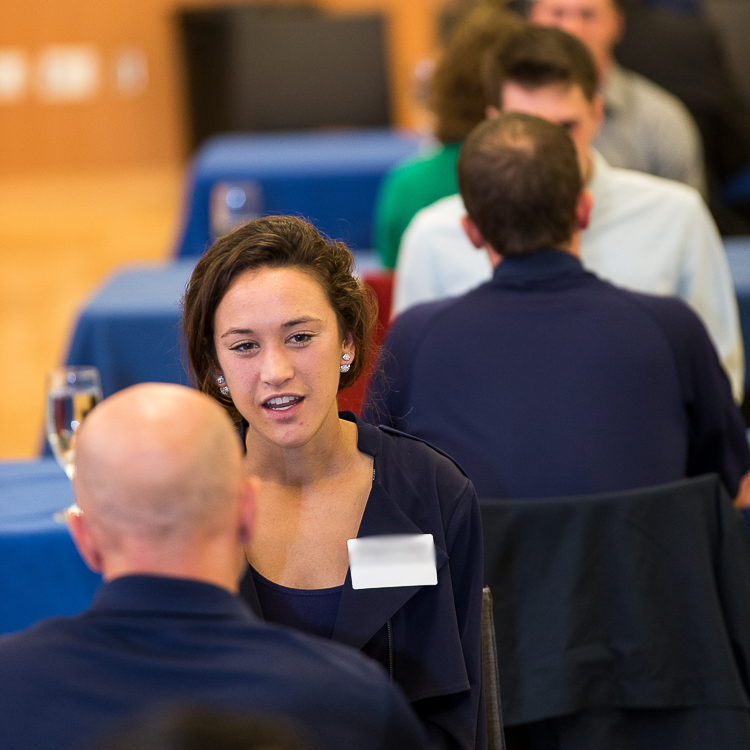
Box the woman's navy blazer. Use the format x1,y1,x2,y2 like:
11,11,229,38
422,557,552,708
240,413,486,750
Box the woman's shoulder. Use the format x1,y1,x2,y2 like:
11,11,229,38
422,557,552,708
365,423,480,562
378,423,467,473
359,419,474,509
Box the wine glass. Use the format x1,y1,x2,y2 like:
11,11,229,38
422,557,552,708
46,366,102,518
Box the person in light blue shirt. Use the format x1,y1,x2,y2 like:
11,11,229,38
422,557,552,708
394,25,744,401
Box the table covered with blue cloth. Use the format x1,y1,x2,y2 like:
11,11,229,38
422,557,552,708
0,460,100,635
174,129,423,258
65,260,196,397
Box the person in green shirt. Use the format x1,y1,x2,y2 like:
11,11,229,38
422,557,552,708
374,4,524,268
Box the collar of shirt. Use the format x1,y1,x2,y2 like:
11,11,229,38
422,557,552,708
602,62,630,115
491,248,585,283
89,574,254,620
587,148,614,227
340,410,379,458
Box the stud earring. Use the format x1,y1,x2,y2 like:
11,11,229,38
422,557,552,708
340,364,351,373
340,353,352,373
220,386,230,396
216,374,229,396
217,375,225,384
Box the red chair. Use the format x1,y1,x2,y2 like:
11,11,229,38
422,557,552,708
337,269,393,415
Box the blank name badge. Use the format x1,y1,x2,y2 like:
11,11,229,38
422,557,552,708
347,534,438,590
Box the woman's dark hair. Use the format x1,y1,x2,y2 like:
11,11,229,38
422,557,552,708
430,5,525,143
182,216,377,424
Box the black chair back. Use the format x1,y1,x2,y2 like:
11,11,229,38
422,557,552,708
480,474,750,747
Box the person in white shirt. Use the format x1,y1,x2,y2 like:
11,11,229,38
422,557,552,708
394,25,744,402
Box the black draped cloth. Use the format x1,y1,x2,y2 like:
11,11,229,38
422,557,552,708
481,474,750,749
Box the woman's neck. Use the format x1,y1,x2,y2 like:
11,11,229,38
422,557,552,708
244,414,360,488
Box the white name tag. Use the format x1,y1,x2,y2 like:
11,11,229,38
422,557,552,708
347,534,438,590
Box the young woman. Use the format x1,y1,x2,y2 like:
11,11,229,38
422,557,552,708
182,216,485,750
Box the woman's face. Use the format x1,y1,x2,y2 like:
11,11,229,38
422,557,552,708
213,266,353,451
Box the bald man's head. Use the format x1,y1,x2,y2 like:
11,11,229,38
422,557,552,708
74,384,246,542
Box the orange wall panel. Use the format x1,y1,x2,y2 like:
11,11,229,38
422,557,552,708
0,0,438,171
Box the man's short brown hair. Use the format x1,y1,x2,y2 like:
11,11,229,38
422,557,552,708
484,25,598,109
430,5,525,143
457,112,582,256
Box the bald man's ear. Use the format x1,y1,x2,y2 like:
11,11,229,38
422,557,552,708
576,188,594,231
67,511,104,574
461,214,487,249
237,477,256,545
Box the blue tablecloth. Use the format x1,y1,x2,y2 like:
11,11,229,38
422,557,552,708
65,260,197,397
0,459,101,635
175,129,423,258
40,260,197,457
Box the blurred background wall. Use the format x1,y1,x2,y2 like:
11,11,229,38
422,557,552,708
0,0,445,457
0,0,441,172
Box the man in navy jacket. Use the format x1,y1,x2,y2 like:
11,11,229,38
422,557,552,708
364,113,750,506
0,384,430,750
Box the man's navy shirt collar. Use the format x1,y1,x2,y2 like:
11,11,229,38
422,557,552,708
89,574,254,620
491,248,585,283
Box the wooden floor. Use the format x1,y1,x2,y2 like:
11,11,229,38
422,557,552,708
0,166,183,458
